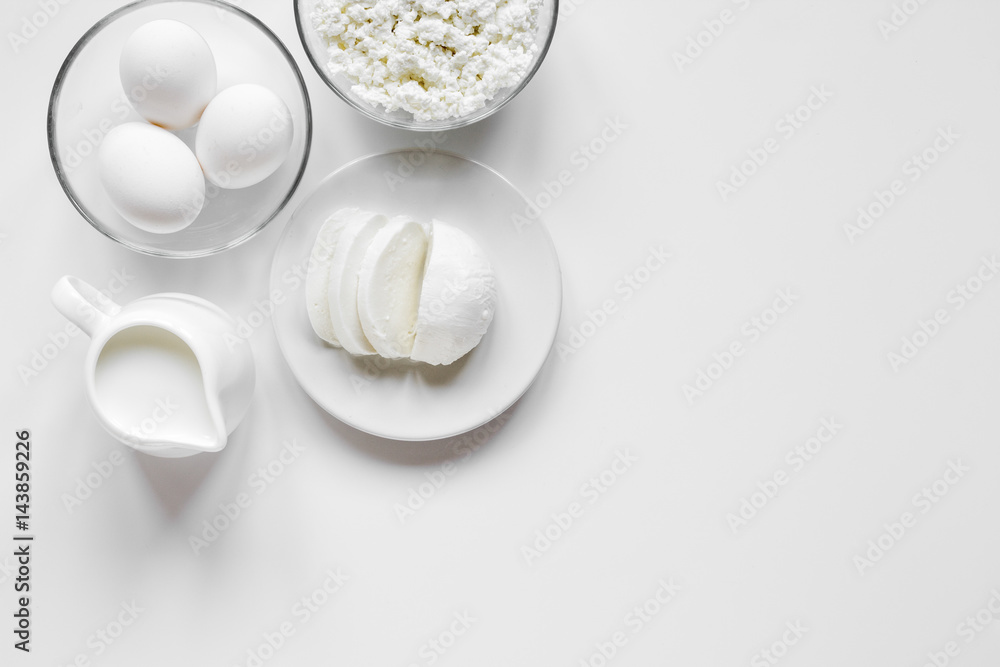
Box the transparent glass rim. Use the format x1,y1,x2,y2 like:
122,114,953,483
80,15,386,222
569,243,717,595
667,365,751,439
293,0,559,132
47,0,314,259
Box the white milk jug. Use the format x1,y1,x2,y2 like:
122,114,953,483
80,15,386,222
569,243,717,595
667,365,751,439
51,276,256,458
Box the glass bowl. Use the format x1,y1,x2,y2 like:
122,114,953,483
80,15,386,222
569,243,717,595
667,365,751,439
294,0,558,132
48,0,312,258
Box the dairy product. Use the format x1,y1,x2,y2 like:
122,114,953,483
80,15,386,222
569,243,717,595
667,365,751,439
327,211,390,355
95,326,215,449
97,122,205,233
310,0,542,121
410,221,496,365
119,19,217,130
306,208,361,346
307,212,497,366
195,84,294,189
357,216,431,358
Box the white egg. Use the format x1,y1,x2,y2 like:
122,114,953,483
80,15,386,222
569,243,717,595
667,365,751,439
98,123,206,234
195,84,294,189
119,19,217,130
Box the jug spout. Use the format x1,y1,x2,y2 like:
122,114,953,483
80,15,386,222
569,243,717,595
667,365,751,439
51,276,121,338
184,382,230,454
119,334,235,459
127,420,228,457
119,384,231,458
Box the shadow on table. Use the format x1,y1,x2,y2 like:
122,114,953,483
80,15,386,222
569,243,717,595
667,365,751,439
307,392,521,468
132,423,251,518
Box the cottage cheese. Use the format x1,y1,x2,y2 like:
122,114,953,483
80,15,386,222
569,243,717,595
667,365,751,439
310,0,542,121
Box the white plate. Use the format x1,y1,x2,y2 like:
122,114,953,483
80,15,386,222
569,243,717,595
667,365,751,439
270,150,562,441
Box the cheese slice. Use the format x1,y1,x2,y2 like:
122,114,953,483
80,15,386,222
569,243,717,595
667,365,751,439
357,216,431,359
326,211,388,355
304,207,360,346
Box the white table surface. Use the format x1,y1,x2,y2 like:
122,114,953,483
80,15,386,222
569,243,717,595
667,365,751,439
4,1,1000,665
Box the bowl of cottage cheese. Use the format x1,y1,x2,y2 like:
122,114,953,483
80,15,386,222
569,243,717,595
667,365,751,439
294,0,557,130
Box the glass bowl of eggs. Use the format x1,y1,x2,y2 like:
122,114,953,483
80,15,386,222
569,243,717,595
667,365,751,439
293,0,558,131
48,0,312,258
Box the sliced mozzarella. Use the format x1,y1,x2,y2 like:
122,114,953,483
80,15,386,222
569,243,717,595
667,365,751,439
357,216,431,359
410,221,497,366
327,211,389,355
305,207,362,346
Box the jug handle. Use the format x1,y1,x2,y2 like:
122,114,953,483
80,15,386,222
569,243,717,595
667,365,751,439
51,276,121,338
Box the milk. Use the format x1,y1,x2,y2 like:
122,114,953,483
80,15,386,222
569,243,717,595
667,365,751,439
52,276,256,457
94,326,216,449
